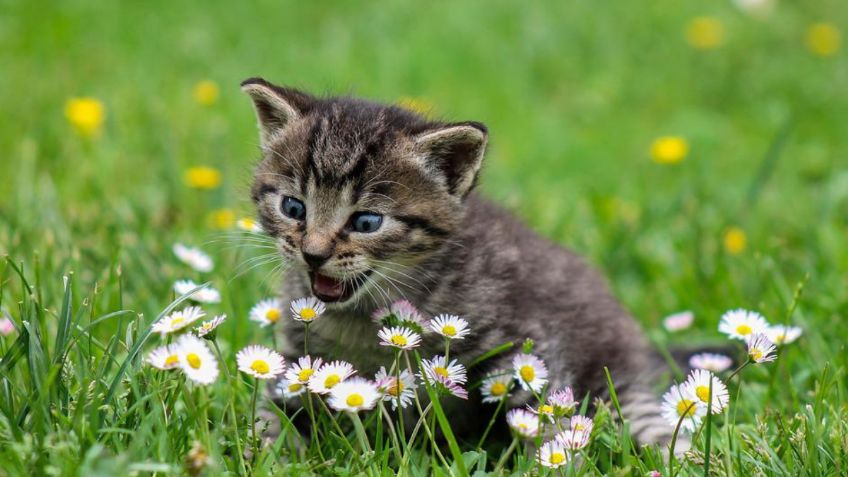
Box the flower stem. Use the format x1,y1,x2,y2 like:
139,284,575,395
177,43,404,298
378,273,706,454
668,401,695,477
250,378,260,464
212,341,247,475
476,389,510,449
494,437,519,473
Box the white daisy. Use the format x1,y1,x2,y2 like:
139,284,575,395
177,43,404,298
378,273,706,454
765,325,802,345
663,310,694,332
308,360,355,394
173,280,221,304
661,383,706,433
556,427,591,450
746,333,777,363
718,309,769,340
569,415,594,434
236,217,263,233
391,300,425,326
175,334,219,385
420,355,467,385
195,314,226,338
151,306,206,335
236,345,286,379
327,377,381,413
506,408,540,439
284,356,324,386
249,299,284,327
512,353,549,393
173,243,214,273
275,378,308,399
529,402,557,422
377,326,422,350
290,297,326,323
684,369,729,414
146,344,180,370
689,353,733,373
375,367,417,410
480,372,513,403
429,314,470,340
538,440,569,468
549,387,579,416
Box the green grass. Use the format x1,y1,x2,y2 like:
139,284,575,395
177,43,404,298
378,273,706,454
1,0,847,475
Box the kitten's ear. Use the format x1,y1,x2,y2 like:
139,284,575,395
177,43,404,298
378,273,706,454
412,122,488,197
240,77,314,146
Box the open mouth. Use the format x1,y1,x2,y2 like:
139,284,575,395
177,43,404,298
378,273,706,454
309,271,371,303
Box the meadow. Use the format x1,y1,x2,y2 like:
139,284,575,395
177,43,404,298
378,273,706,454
1,0,847,475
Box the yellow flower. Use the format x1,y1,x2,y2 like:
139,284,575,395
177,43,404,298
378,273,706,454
686,17,725,50
723,227,747,255
650,136,689,165
193,80,220,106
208,208,235,229
184,166,222,189
64,97,105,138
806,23,841,57
397,96,434,116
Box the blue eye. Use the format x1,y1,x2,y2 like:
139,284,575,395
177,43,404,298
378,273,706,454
350,212,383,233
281,196,306,220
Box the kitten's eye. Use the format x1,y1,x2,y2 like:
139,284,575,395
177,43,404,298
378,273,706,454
350,212,383,233
281,196,306,220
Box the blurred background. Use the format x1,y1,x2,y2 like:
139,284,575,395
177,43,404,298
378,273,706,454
0,0,846,346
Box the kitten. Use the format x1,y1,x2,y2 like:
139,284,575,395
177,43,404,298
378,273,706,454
242,77,674,445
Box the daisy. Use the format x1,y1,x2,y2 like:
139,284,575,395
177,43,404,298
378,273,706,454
569,415,594,434
718,309,769,340
556,427,591,450
173,280,221,304
480,372,513,403
506,408,540,439
512,353,549,393
249,299,284,327
175,335,219,385
290,297,326,323
549,387,579,416
529,402,557,422
275,378,307,399
663,311,694,332
429,314,470,340
391,300,425,326
765,325,802,345
151,306,206,335
689,353,733,373
236,217,263,233
285,356,324,387
327,377,381,412
685,369,729,414
195,314,226,338
375,367,417,410
746,333,777,363
538,440,569,468
377,326,422,350
661,383,706,433
146,344,180,370
0,316,15,335
236,345,286,379
308,360,355,394
173,243,213,273
420,355,467,385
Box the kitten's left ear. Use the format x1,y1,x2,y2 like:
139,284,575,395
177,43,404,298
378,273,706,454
412,121,488,197
241,77,314,146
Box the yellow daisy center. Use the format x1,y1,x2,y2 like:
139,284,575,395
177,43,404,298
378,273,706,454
518,423,528,430
265,308,281,323
539,404,554,414
391,334,408,346
573,422,585,431
550,452,566,465
490,382,507,396
434,366,449,378
170,315,185,327
676,399,696,417
299,308,316,321
736,324,752,335
750,349,763,361
164,355,179,367
186,353,202,369
695,385,710,402
346,393,364,407
297,368,314,382
442,325,457,336
325,374,341,388
520,365,535,382
250,359,270,374
288,383,303,392
387,381,404,397
775,334,786,344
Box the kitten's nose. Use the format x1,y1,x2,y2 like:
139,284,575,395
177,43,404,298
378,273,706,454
302,233,334,269
302,251,331,269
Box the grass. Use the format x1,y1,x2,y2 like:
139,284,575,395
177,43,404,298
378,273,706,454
1,0,847,475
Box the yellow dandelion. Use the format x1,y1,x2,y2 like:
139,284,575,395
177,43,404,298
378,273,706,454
397,96,434,116
686,17,725,50
193,80,220,106
184,166,222,189
208,208,235,229
650,136,689,165
806,23,841,57
723,226,747,255
64,97,105,138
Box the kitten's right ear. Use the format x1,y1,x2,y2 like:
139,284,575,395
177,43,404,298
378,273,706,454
240,77,313,146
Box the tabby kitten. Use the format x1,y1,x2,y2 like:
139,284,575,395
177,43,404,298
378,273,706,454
242,77,673,445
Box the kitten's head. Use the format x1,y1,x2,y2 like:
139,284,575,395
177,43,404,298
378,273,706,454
242,78,487,306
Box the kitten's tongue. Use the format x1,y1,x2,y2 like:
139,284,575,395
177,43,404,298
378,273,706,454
312,273,344,300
